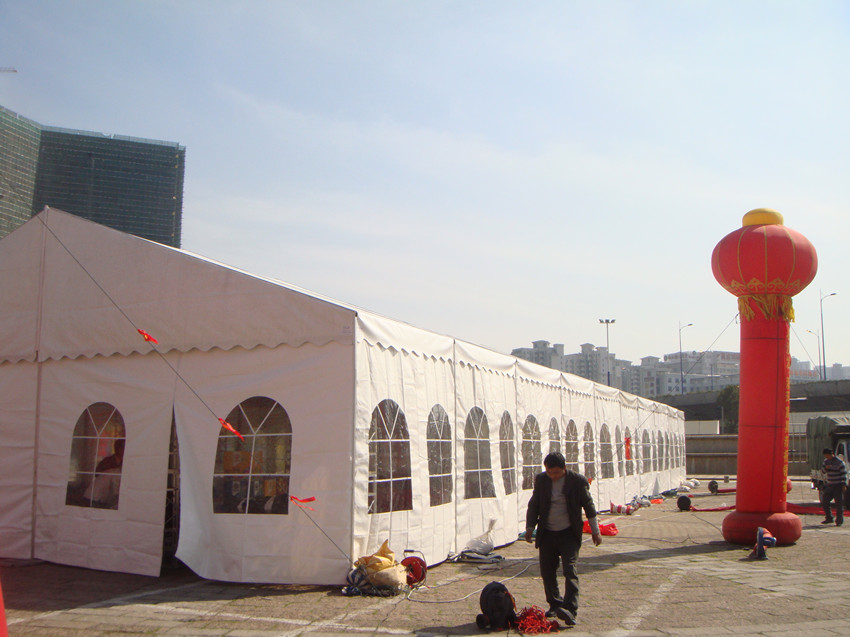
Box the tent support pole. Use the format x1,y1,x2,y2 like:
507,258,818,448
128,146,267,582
30,362,42,558
452,340,459,555
30,208,50,558
349,322,359,566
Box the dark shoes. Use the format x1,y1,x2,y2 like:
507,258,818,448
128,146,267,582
555,607,576,626
545,597,564,618
822,518,834,524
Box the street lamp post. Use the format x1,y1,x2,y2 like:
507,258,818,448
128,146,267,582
806,329,822,380
678,322,693,395
820,291,837,381
599,318,615,386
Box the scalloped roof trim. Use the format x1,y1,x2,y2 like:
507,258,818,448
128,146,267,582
23,338,345,364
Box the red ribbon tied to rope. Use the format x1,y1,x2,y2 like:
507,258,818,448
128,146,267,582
218,418,245,441
516,606,559,634
290,495,316,511
137,329,158,345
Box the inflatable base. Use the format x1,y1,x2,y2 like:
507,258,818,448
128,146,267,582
722,510,801,545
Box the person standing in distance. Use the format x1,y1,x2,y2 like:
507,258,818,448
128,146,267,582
525,451,601,626
820,447,847,526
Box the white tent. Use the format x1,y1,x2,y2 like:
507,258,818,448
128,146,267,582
0,208,685,584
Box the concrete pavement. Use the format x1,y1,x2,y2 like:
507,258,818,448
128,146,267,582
3,478,849,636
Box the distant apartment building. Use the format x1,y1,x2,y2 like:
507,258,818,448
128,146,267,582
826,363,850,381
511,340,628,387
557,343,631,388
510,340,564,368
511,340,822,398
1,104,185,247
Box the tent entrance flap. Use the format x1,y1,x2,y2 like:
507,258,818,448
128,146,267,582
163,412,180,566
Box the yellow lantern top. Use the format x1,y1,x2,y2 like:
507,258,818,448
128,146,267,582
743,208,784,226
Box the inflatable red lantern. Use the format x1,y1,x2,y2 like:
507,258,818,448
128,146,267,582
711,209,817,545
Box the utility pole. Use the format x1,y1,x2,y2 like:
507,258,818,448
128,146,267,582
820,290,837,380
599,319,615,386
678,322,693,395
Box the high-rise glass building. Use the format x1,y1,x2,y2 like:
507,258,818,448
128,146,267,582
0,106,41,238
1,104,185,247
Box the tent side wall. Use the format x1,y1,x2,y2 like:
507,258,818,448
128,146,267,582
0,361,38,558
454,357,521,554
355,319,686,566
352,319,458,566
33,354,174,576
174,342,356,584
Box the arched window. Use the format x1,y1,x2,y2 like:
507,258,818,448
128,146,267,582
599,424,614,479
615,425,624,477
624,427,634,476
522,415,542,490
465,407,495,499
548,417,560,454
653,431,661,472
583,422,596,481
676,434,686,467
427,404,452,507
366,399,413,513
673,432,680,468
565,419,579,472
66,402,126,510
499,411,517,496
213,396,292,514
670,432,676,468
664,432,671,470
642,430,652,473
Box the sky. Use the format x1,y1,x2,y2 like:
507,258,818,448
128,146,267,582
2,1,848,369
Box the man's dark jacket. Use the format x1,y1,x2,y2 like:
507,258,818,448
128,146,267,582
525,470,597,546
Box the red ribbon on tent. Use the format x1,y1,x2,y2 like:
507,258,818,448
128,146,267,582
137,328,158,344
290,495,316,511
583,520,619,536
218,418,245,441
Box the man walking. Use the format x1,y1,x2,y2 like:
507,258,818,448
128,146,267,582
820,447,847,526
525,452,601,626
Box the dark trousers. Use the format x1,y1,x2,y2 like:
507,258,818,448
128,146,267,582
821,485,844,523
538,528,581,614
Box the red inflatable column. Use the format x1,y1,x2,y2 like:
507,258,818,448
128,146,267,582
0,573,6,637
711,209,817,545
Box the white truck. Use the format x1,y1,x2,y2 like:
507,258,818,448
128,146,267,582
807,415,850,507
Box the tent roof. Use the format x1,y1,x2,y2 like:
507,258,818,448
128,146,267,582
0,208,685,418
0,208,471,364
0,208,364,363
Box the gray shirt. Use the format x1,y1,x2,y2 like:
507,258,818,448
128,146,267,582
545,476,571,531
823,456,847,486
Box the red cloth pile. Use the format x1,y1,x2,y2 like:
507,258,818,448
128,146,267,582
582,520,619,536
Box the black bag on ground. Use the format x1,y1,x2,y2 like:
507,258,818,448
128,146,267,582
476,581,518,631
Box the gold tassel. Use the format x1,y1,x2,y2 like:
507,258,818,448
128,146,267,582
738,296,756,321
781,296,795,322
738,295,794,321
